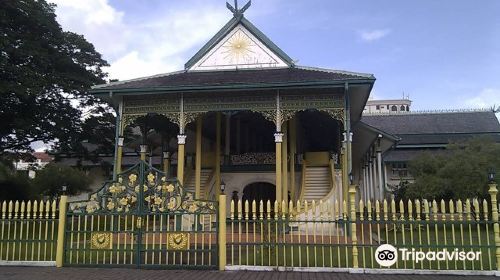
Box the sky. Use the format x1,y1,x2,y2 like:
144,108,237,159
48,0,500,111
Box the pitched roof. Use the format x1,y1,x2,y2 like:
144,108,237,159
90,66,374,93
184,15,293,70
383,149,450,162
362,110,500,135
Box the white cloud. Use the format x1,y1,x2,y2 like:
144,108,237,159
49,0,228,80
463,88,500,109
359,29,391,42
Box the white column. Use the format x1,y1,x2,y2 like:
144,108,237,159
368,158,373,201
365,165,370,202
371,150,377,201
362,166,367,203
377,147,384,200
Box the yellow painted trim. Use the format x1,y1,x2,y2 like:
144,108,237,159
163,158,170,176
55,196,67,267
116,146,123,174
215,112,221,196
282,123,288,204
298,160,307,202
177,143,185,185
275,141,282,204
289,118,296,201
195,117,202,199
218,194,227,270
349,185,358,268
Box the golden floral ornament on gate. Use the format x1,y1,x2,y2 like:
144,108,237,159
188,203,198,213
147,173,155,184
86,201,99,213
166,183,174,193
108,184,118,194
107,200,115,210
154,196,163,205
119,197,128,206
129,174,137,184
167,197,177,210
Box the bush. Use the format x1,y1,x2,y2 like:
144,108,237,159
33,163,91,198
0,163,33,201
396,137,500,201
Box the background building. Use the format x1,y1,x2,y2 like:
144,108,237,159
363,98,411,114
362,109,500,188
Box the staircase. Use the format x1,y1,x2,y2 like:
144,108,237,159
184,169,213,199
301,166,331,201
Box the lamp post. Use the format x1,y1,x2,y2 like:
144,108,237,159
220,180,226,194
489,168,496,183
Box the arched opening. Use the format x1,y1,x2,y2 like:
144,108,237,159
391,105,397,111
241,182,276,217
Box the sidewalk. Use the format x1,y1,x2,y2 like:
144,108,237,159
0,267,496,280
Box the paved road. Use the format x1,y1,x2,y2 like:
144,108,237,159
0,267,497,280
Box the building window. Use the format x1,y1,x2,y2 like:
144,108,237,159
406,105,409,111
400,105,406,111
391,105,397,111
391,163,408,177
387,105,390,109
376,105,380,110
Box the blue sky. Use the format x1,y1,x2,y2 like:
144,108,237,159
50,0,500,111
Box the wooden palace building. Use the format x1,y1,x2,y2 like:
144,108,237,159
90,1,396,209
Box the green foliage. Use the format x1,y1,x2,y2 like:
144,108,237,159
32,163,91,197
0,163,33,201
398,137,500,200
0,0,108,154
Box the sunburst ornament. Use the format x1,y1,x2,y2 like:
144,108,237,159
221,31,255,64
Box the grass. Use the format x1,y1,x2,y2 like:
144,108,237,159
226,221,497,271
0,217,498,271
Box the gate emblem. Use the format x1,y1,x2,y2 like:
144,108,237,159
168,233,189,250
91,232,113,249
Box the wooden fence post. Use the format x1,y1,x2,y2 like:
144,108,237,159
55,195,68,267
218,193,227,271
349,185,358,268
488,181,500,271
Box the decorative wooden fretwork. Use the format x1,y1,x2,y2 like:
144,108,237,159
121,91,345,129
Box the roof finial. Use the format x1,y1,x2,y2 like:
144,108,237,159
226,0,251,17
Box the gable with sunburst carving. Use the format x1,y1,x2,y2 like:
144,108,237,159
189,24,288,71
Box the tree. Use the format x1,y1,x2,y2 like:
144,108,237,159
0,162,33,201
55,107,118,165
32,163,91,197
399,137,500,201
0,0,108,156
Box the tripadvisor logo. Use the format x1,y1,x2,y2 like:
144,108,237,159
375,244,398,267
375,244,481,267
